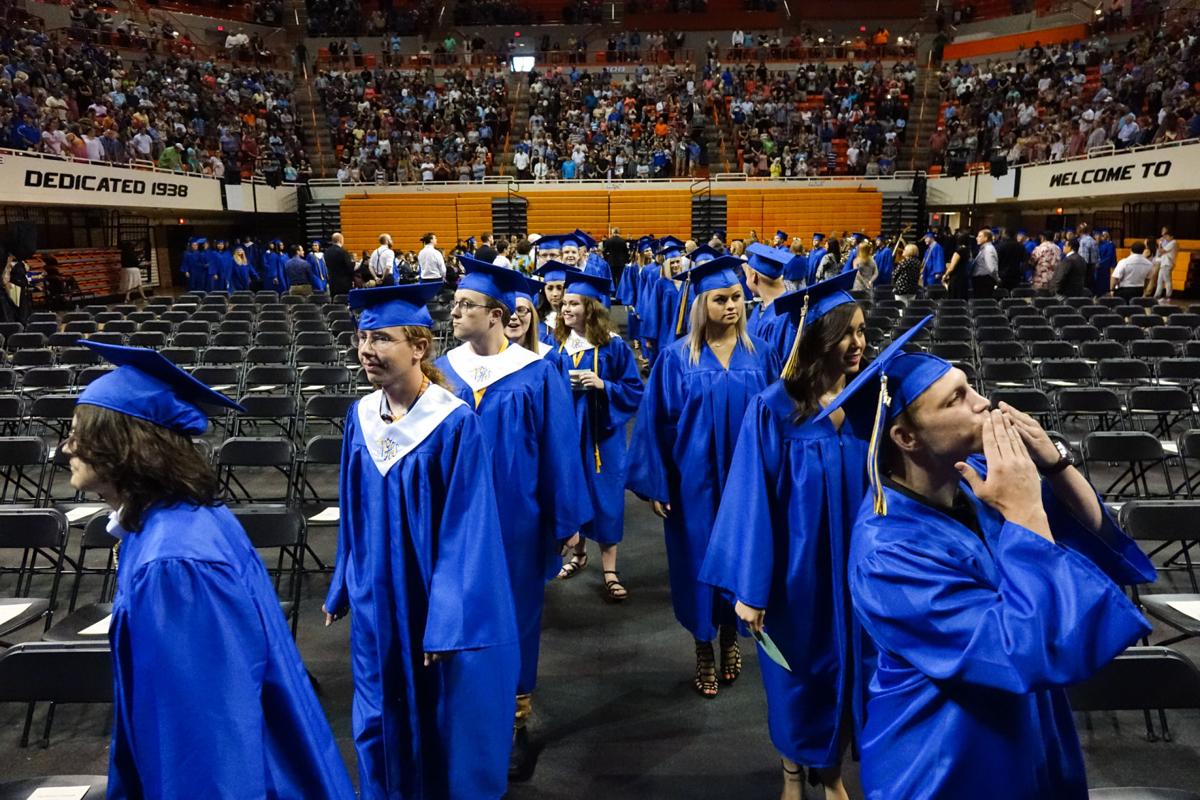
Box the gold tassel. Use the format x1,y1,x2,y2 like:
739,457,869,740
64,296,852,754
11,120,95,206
780,294,810,381
868,374,891,516
592,348,602,473
674,275,691,337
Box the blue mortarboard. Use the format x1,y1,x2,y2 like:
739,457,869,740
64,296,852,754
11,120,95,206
562,270,613,307
310,240,322,247
194,237,207,245
637,236,657,254
271,238,283,245
745,242,798,280
658,235,686,252
688,245,721,265
572,229,597,250
775,230,789,241
923,230,936,238
658,242,686,260
534,260,578,284
78,342,244,436
515,274,545,305
812,233,825,242
851,232,866,241
349,282,443,330
214,239,227,245
775,271,859,380
1016,229,1028,235
815,316,951,516
679,255,743,295
536,236,562,252
558,234,587,251
457,254,527,312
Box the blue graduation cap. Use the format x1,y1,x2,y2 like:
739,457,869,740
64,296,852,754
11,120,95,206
562,270,613,307
850,232,866,242
745,242,797,280
1016,229,1028,236
657,235,686,254
534,260,578,284
214,239,227,246
458,254,527,312
658,242,686,261
636,236,657,255
310,240,322,247
271,238,283,245
349,282,444,330
572,229,597,250
678,255,743,295
774,270,858,380
559,233,588,252
688,244,721,265
78,341,244,436
923,231,936,238
812,233,826,242
535,236,563,253
775,230,789,241
814,315,950,516
515,274,545,305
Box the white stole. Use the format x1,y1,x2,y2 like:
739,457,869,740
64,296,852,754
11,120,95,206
355,384,465,476
444,342,541,394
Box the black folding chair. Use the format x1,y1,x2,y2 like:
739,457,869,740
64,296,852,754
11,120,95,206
0,437,49,505
0,509,69,643
0,642,111,748
1057,388,1126,432
230,506,307,637
234,394,299,439
1127,387,1194,439
215,437,296,504
1082,431,1173,502
293,435,343,575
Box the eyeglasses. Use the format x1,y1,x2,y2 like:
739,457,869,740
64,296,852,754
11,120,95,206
356,332,410,348
450,299,487,312
514,307,533,318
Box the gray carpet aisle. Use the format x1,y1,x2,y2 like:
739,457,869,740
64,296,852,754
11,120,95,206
3,485,1200,796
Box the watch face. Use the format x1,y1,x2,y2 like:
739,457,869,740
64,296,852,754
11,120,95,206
1055,440,1071,462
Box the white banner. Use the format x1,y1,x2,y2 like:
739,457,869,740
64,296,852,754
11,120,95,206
0,149,223,212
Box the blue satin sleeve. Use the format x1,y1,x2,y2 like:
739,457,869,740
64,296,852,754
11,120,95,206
851,521,1152,694
598,339,645,434
1042,483,1157,586
625,345,683,503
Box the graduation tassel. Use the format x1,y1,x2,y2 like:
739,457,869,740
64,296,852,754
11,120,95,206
674,275,691,337
591,348,602,473
780,294,810,381
867,374,891,516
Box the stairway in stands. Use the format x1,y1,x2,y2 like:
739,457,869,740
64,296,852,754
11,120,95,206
904,63,941,171
287,0,338,178
498,76,530,179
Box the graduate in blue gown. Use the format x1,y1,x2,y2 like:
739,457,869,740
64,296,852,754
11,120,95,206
646,239,692,357
700,271,872,800
62,341,354,800
207,239,234,292
506,276,555,357
743,243,801,367
872,235,895,284
180,237,209,292
549,270,644,601
533,258,577,347
325,282,521,799
307,241,330,293
1094,228,1118,297
260,239,289,293
840,233,865,273
240,235,260,276
230,246,259,291
921,231,945,286
805,233,827,286
815,332,1157,800
435,256,591,778
628,256,779,699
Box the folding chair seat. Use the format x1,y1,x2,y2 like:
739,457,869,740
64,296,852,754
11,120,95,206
295,346,342,367
0,641,111,748
1038,359,1094,388
302,394,357,437
177,293,204,304
138,319,174,336
27,394,78,446
213,331,252,348
146,296,173,308
299,366,352,394
1061,325,1101,345
0,508,69,642
21,367,72,394
230,506,307,636
989,388,1055,428
242,365,298,395
1105,325,1146,344
1187,342,1200,358
973,314,1009,329
1131,340,1178,361
1043,304,1075,319
63,321,97,336
1056,387,1126,432
215,436,295,504
1009,310,1045,326
283,295,307,306
1120,501,1200,594
1082,431,1173,502
254,331,292,348
234,393,298,439
1001,297,1032,311
1028,341,1076,360
1097,358,1153,388
291,304,323,317
258,317,291,332
1131,314,1161,329
330,319,357,337
1127,387,1194,438
56,348,99,368
1152,326,1191,343
190,366,241,396
295,331,334,348
48,332,80,349
261,304,288,315
1157,359,1200,389
1081,341,1128,361
13,349,54,369
7,333,47,352
336,331,356,350
127,332,167,349
201,347,245,366
102,320,136,335
246,346,289,366
74,365,114,388
227,293,255,306
176,320,212,336
981,360,1037,390
25,322,58,338
160,347,199,367
929,343,973,363
0,437,49,504
1169,314,1200,330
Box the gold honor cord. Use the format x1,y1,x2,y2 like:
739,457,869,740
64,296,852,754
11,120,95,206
867,374,891,516
780,294,810,381
674,276,691,337
568,346,604,473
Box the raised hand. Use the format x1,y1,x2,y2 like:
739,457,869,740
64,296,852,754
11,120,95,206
955,409,1053,541
997,401,1060,470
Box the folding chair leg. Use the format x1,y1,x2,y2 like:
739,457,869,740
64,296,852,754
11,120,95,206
20,701,35,748
1143,708,1158,742
1159,708,1172,742
40,701,56,748
304,543,330,572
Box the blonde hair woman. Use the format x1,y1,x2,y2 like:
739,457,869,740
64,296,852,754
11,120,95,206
629,256,780,697
852,241,878,292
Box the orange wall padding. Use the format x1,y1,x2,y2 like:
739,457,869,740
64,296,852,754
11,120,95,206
942,23,1088,60
339,186,882,257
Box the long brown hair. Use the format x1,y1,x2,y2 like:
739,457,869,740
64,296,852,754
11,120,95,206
511,299,543,352
402,325,450,389
553,296,616,347
782,302,861,421
69,404,219,532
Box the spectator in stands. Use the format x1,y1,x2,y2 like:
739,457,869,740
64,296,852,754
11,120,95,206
1052,238,1089,297
1110,241,1154,300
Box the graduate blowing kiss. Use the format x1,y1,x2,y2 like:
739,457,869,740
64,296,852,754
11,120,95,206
62,341,355,799
816,323,1158,800
324,282,521,799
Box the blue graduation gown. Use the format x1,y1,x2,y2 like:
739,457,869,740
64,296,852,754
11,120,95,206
107,503,355,799
921,241,945,285
615,262,641,342
700,384,872,767
747,301,796,368
208,250,233,292
849,466,1156,800
436,345,592,693
548,334,644,544
537,313,557,348
307,253,329,292
181,249,208,292
783,255,808,284
806,247,827,285
637,265,664,359
628,336,778,640
650,278,692,349
325,387,520,800
874,247,894,284
261,251,289,292
230,259,258,291
1094,240,1118,296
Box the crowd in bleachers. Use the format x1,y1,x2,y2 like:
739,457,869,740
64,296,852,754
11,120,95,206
724,59,914,176
930,18,1200,169
0,5,309,181
513,65,710,181
316,66,509,183
306,0,440,36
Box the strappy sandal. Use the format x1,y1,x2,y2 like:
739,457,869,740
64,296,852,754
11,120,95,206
782,760,805,787
602,569,628,602
719,627,742,685
694,641,718,699
557,552,588,580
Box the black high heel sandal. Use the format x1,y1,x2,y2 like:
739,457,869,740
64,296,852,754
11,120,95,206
719,627,742,685
694,641,718,699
